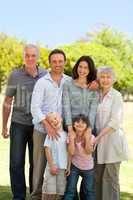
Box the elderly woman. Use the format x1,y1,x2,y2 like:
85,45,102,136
95,66,129,200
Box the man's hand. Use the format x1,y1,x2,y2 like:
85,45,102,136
2,127,9,139
42,119,60,140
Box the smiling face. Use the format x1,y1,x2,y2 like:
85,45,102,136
24,47,38,68
77,61,90,79
49,53,65,74
73,119,88,136
99,72,114,91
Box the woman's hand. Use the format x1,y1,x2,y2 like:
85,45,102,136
68,126,76,139
93,136,101,150
88,80,99,90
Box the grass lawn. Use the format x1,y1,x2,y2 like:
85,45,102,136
0,102,133,200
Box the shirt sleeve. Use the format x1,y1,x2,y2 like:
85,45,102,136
5,72,16,97
31,78,46,124
44,135,53,148
89,91,99,131
62,81,72,126
107,92,123,130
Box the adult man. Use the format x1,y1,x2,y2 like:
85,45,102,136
2,44,47,200
30,49,70,200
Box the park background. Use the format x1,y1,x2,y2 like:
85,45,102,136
0,0,133,199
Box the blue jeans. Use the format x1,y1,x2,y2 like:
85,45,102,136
64,164,95,200
10,122,34,200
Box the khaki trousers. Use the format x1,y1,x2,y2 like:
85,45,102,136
30,130,47,200
95,163,120,200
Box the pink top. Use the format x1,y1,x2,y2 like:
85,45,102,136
71,135,95,170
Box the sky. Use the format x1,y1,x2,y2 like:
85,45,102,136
0,0,133,47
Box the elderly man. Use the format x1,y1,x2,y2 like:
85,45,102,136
2,44,47,200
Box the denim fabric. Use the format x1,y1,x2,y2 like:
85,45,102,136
10,122,34,200
64,164,95,200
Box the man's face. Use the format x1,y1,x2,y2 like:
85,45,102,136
49,53,65,74
24,47,38,68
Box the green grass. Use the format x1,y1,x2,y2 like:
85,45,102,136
0,102,133,199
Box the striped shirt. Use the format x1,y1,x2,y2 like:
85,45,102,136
62,79,99,130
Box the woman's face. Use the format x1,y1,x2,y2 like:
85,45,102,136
99,72,113,90
77,61,90,78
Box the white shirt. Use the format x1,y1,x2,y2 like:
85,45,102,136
31,72,70,133
96,88,129,164
44,131,68,169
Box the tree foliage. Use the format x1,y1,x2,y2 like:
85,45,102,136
0,28,133,94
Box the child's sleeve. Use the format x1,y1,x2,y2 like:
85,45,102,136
44,135,53,148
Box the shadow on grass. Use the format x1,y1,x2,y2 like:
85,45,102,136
0,186,29,200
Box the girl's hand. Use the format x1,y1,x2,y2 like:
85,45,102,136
65,167,71,177
67,126,76,141
83,128,91,141
68,131,76,144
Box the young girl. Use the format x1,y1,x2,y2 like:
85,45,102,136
42,112,68,200
64,114,95,200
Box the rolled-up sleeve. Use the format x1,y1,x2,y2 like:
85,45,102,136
89,91,99,130
107,93,123,130
31,78,46,124
62,81,72,126
44,135,52,148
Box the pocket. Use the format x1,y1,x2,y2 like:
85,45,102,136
113,134,129,160
120,135,129,160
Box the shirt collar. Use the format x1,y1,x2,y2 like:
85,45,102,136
100,87,114,100
44,72,67,82
22,65,40,78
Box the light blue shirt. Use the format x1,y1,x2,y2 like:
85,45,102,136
44,131,68,169
31,72,70,133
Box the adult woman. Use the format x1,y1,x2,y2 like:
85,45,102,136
63,55,99,199
63,55,98,135
95,66,129,200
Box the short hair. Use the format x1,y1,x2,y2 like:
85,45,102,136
48,49,66,62
72,114,90,130
97,66,116,83
72,56,97,84
23,44,40,58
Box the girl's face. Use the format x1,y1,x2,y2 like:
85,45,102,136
99,72,113,91
73,119,87,136
77,61,90,79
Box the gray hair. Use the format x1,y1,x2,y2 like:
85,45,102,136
23,44,40,58
97,66,116,83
